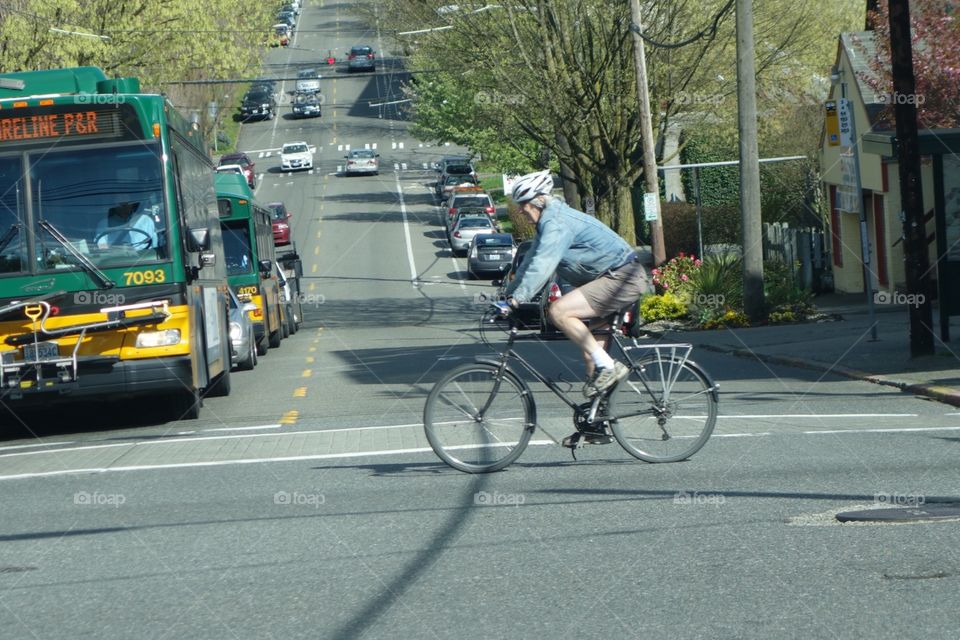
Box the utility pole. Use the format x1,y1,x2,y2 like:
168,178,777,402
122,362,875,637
736,0,764,321
888,0,934,356
629,0,666,266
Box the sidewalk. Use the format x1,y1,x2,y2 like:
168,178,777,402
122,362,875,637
661,293,960,406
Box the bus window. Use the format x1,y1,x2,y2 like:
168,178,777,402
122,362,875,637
222,220,254,276
28,144,168,268
0,156,26,274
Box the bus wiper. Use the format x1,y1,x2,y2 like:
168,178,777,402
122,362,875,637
0,223,20,255
38,220,115,289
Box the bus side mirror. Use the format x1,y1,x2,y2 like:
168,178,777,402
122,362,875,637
187,227,210,252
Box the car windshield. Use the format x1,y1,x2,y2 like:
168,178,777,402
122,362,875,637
351,150,376,159
269,205,286,221
459,218,492,229
352,46,372,55
284,144,308,154
478,235,512,247
245,91,271,102
298,70,317,79
446,175,474,185
219,155,246,166
454,196,488,207
446,165,473,175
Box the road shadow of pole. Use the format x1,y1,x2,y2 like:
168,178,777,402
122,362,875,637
324,473,490,640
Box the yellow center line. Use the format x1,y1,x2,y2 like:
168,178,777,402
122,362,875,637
305,356,315,363
293,387,307,398
302,369,312,377
311,264,318,273
279,410,299,425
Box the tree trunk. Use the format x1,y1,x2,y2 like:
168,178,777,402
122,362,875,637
595,176,637,245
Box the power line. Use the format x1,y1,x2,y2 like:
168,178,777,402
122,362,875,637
627,0,735,49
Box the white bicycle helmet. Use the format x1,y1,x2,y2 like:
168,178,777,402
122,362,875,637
511,170,554,203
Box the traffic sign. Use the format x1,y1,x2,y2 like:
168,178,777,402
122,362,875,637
838,98,853,147
643,192,659,222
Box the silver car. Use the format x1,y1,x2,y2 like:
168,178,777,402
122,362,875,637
228,288,258,371
344,148,379,175
450,215,497,256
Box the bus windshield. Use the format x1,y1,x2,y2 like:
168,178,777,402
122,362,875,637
222,220,254,276
0,142,169,275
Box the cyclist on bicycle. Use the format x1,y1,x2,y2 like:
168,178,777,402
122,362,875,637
499,171,651,443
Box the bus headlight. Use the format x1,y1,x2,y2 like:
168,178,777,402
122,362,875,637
135,329,181,348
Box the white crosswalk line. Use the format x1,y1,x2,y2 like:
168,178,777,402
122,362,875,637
337,144,343,152
372,142,377,150
401,162,408,171
397,142,404,149
364,143,370,150
337,165,343,173
394,163,399,171
258,152,265,158
392,142,397,150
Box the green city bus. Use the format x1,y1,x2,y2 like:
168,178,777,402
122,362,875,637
0,66,231,419
216,172,284,355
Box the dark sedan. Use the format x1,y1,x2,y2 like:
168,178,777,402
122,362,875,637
467,233,515,279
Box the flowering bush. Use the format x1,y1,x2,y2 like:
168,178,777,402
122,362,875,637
701,309,749,330
651,252,702,303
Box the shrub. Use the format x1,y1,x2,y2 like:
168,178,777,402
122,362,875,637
764,258,812,308
506,202,536,241
651,253,701,303
701,309,750,330
689,252,743,311
640,292,688,322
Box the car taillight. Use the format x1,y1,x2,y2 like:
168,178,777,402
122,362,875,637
485,206,495,214
448,208,456,215
367,53,374,59
547,283,562,303
453,231,461,238
348,54,355,60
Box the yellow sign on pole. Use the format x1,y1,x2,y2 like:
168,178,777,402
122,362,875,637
825,101,840,146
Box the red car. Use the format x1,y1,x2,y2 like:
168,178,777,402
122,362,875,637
218,152,257,189
269,202,291,245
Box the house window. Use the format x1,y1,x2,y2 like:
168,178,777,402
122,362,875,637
829,185,843,267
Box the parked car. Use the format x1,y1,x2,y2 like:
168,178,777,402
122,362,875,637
271,24,290,47
348,45,376,72
445,192,496,229
240,88,276,121
268,202,291,245
280,141,314,172
218,152,257,188
447,206,499,237
450,215,497,255
467,233,515,279
436,172,479,199
292,92,321,118
228,288,258,371
295,68,321,94
434,155,473,175
276,11,296,29
280,2,300,16
344,148,379,175
275,260,301,337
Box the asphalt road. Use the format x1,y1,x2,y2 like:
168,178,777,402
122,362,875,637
1,2,959,638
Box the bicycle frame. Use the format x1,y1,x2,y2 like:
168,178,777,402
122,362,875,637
477,315,702,427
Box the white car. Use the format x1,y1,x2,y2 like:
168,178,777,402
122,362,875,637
344,149,379,175
296,69,321,94
280,142,314,172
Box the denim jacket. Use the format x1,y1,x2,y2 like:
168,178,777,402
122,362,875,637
505,197,635,304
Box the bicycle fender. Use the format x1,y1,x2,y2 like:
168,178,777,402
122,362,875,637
684,358,721,402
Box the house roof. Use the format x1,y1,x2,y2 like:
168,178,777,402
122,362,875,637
837,31,890,129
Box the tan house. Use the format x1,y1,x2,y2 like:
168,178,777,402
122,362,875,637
819,31,938,295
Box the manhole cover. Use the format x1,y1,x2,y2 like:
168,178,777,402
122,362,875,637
836,502,960,523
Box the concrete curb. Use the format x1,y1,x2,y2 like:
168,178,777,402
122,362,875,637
694,343,960,408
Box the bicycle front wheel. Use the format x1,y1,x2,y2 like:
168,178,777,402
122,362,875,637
424,363,536,473
608,356,717,463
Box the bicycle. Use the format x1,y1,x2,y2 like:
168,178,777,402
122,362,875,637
422,306,720,473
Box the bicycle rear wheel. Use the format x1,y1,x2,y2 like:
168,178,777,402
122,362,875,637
424,363,535,473
608,356,717,463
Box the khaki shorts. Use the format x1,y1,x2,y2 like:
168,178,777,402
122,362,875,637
577,260,652,318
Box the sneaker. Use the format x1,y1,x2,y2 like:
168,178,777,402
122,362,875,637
582,361,630,398
562,431,613,448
